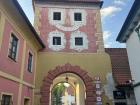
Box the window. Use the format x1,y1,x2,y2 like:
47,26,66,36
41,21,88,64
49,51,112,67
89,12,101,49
8,34,18,61
1,94,12,105
53,37,61,45
27,52,33,73
115,102,127,105
74,13,82,21
75,37,83,46
53,12,61,20
24,98,30,105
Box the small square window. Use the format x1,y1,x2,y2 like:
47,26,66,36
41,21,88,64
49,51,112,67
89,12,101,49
74,13,82,21
53,37,61,45
27,52,33,73
1,94,12,105
24,98,30,105
8,34,18,61
75,37,83,46
53,12,61,20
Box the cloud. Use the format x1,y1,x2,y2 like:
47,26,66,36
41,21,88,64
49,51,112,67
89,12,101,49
101,6,122,19
114,0,126,5
103,31,112,41
103,31,112,48
114,0,127,5
104,42,113,48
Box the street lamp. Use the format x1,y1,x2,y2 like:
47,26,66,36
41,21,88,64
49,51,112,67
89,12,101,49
64,75,70,87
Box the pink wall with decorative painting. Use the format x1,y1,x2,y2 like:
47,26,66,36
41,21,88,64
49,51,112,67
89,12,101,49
38,8,98,53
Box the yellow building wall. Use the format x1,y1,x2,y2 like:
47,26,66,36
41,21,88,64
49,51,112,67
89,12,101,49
35,52,113,105
0,11,5,51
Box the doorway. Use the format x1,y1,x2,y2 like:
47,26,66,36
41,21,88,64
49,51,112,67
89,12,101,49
24,98,30,105
51,73,85,105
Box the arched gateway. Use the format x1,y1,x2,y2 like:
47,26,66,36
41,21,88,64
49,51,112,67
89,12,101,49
40,63,96,105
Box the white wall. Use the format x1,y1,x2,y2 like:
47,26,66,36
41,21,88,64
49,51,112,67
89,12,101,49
126,29,140,105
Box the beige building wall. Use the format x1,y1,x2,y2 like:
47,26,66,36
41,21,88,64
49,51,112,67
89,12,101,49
35,52,113,105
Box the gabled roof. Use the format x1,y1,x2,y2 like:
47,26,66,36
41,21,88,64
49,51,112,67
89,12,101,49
13,0,45,48
116,0,140,43
105,48,132,87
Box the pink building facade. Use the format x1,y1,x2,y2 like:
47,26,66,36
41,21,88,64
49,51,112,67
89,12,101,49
0,1,44,105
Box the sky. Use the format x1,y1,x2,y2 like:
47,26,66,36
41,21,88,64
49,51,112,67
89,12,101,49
17,0,134,48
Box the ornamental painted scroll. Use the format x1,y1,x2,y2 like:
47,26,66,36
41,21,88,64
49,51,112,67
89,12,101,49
48,30,66,51
48,8,87,31
70,31,89,52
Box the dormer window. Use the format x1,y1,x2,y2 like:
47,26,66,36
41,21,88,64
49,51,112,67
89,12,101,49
53,12,61,20
74,13,82,21
53,37,61,45
75,37,83,46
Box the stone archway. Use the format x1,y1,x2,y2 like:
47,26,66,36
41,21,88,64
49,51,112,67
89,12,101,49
40,63,96,105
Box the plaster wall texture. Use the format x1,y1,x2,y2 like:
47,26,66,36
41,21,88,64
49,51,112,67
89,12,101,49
0,20,24,78
0,5,39,105
21,85,33,105
23,45,36,85
126,29,140,105
35,52,112,105
35,6,104,53
0,76,19,105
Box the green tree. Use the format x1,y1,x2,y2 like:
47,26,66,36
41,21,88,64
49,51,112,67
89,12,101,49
52,83,65,105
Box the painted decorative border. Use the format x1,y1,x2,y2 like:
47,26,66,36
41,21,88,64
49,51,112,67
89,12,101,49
69,9,87,26
48,8,87,31
70,31,88,52
48,8,65,26
48,30,66,51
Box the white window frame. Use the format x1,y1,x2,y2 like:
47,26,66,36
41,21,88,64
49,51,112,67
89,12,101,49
7,32,20,62
0,92,13,105
70,31,88,52
27,51,33,73
69,9,87,26
48,8,65,25
24,97,30,105
48,30,66,51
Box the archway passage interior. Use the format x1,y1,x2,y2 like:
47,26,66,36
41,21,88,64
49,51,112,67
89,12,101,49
51,73,85,105
40,63,96,105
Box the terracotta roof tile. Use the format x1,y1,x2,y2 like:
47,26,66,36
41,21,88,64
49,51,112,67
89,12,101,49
105,48,132,86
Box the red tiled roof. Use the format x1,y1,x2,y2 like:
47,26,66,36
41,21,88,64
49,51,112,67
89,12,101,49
105,48,132,86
